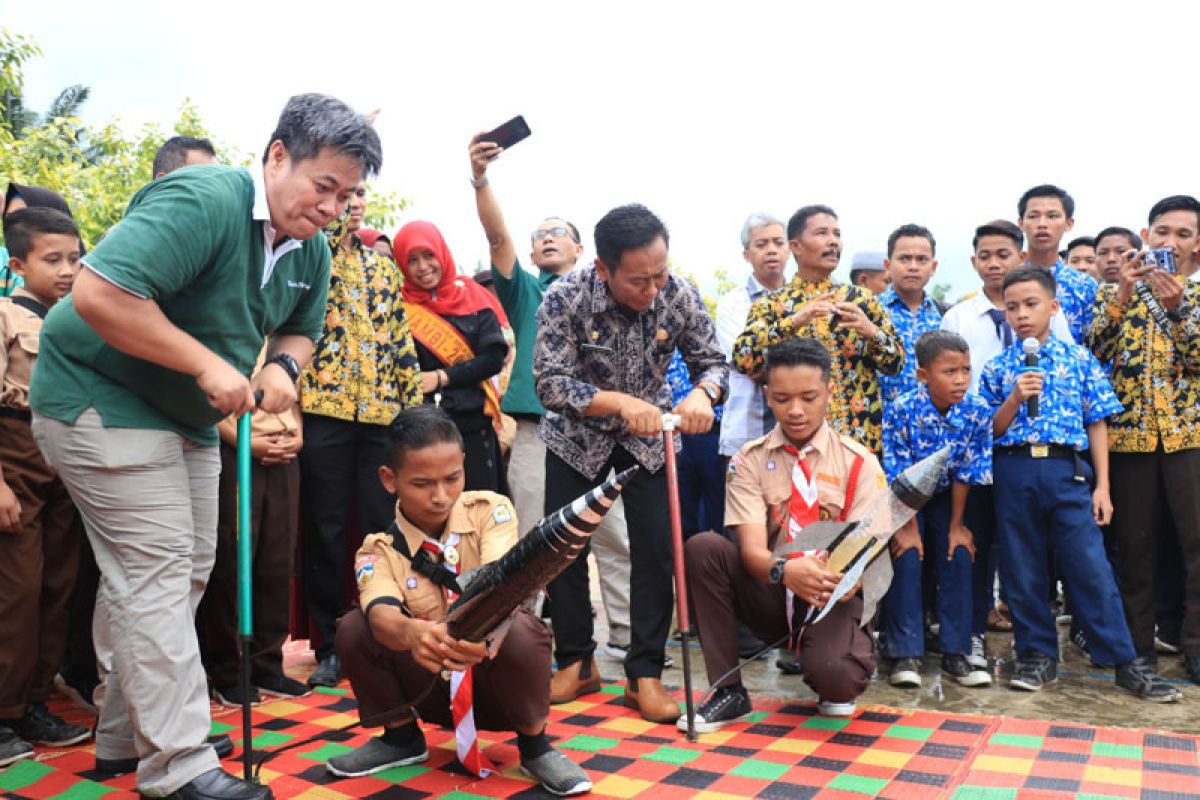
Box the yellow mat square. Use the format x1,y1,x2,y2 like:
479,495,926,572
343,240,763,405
1083,765,1142,788
592,774,654,798
973,754,1033,775
856,748,912,769
600,716,659,735
765,738,820,755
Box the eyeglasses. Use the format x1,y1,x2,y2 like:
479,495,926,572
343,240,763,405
532,226,577,242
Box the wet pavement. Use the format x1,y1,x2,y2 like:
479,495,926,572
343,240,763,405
584,558,1200,736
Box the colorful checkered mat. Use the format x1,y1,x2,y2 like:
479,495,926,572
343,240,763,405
4,682,1199,799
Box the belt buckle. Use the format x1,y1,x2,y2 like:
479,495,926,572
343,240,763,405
1030,444,1049,458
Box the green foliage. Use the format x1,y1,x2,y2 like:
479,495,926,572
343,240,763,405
929,282,952,303
363,188,410,234
0,28,41,133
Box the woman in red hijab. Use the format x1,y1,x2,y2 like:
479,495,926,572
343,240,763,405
394,220,510,492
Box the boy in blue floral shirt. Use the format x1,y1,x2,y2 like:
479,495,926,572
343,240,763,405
979,268,1177,701
882,331,993,688
878,225,946,404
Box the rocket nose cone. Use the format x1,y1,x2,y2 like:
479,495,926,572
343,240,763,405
607,466,640,497
908,446,950,495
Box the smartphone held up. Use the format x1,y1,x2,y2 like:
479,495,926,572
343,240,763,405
482,115,531,150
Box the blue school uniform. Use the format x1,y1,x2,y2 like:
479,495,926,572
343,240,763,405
979,337,1135,665
880,386,993,657
877,288,944,404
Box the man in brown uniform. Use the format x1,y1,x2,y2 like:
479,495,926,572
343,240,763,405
684,337,882,732
0,208,89,765
327,406,590,796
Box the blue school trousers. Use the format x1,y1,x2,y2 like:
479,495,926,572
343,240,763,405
993,450,1135,665
880,489,974,657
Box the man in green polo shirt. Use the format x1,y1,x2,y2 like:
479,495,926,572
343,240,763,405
468,135,633,664
29,94,381,800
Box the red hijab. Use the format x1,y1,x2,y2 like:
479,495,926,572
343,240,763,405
395,220,508,324
355,227,388,250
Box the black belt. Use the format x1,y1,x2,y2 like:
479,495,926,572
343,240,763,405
996,444,1088,482
0,407,31,422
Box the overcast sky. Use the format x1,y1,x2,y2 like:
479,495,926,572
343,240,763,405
6,0,1198,299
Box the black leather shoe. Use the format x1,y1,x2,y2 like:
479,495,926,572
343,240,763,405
97,735,236,776
164,767,273,799
307,655,342,688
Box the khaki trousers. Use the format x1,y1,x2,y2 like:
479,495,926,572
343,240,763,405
33,409,219,797
508,418,631,646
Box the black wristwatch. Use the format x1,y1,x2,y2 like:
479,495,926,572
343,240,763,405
266,352,301,383
768,558,787,585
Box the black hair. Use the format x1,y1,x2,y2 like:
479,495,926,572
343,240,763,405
4,182,72,217
153,135,216,177
537,217,581,244
849,268,874,286
384,406,464,468
1065,236,1095,253
1094,226,1142,252
915,330,969,369
1018,184,1075,219
1147,195,1200,228
887,223,936,258
262,93,382,179
593,204,668,270
2,207,79,260
972,219,1023,251
764,337,831,381
1002,266,1056,296
786,204,837,241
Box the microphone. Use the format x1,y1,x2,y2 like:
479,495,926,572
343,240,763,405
1022,337,1039,418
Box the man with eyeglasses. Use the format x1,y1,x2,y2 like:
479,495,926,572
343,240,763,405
467,135,634,668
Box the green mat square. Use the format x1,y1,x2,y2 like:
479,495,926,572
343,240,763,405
1090,741,1142,760
376,764,431,783
600,684,625,696
953,788,1017,800
885,724,933,741
1077,794,1132,800
643,745,700,765
559,734,619,753
47,781,118,800
0,759,53,791
209,720,235,735
299,742,354,761
439,793,492,800
730,759,791,780
745,711,770,723
247,731,294,748
313,686,349,696
800,716,850,731
829,773,889,795
989,733,1044,749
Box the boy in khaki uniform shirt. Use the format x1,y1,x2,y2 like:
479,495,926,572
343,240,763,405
0,208,89,766
684,337,883,733
328,406,591,796
196,347,307,705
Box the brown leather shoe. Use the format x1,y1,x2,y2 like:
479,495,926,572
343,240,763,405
549,656,601,704
624,678,681,724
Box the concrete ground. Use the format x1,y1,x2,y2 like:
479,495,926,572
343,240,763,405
583,556,1200,736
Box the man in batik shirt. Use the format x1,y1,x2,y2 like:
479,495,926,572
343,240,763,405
299,182,423,688
1087,195,1200,684
733,205,904,453
533,204,727,724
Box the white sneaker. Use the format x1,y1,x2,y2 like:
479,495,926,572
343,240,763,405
817,699,857,717
968,635,988,669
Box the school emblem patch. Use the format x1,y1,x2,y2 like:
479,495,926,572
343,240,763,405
493,504,512,524
355,554,379,588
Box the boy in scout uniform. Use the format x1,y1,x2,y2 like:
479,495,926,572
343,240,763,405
684,338,883,732
0,208,89,766
327,406,591,796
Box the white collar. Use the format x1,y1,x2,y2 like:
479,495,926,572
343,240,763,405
250,162,302,287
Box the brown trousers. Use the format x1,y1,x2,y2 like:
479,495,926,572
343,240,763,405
686,531,875,704
1110,447,1200,658
336,608,551,733
196,445,299,689
0,417,81,717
